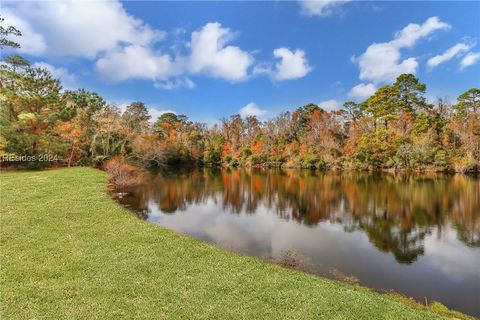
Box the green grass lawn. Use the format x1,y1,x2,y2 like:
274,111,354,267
0,167,449,319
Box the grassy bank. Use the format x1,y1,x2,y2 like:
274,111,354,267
0,168,451,319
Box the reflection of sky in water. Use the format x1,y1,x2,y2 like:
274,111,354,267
144,196,480,316
117,170,480,316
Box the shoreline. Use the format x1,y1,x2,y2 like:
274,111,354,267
1,167,475,319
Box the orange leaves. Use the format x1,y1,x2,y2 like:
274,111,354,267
292,111,299,123
251,140,263,155
222,142,232,158
299,144,307,155
393,111,414,137
288,140,299,154
31,127,45,135
343,124,361,156
309,109,323,123
56,122,81,140
103,156,146,188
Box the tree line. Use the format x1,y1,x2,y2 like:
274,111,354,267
1,18,479,171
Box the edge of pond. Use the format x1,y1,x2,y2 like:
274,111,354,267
1,167,475,319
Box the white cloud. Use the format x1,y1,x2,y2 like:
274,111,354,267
95,45,177,82
2,8,46,55
252,63,273,77
390,17,450,48
98,22,255,84
4,1,310,87
3,0,161,59
239,102,267,118
348,83,376,101
353,17,450,84
272,48,312,81
189,22,253,82
298,0,351,17
318,99,340,112
427,43,472,69
154,78,196,90
460,52,480,70
354,44,418,83
32,62,76,89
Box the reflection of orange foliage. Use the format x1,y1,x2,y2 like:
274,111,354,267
287,178,299,195
251,175,264,193
299,179,305,193
231,170,240,182
221,171,231,187
127,169,479,252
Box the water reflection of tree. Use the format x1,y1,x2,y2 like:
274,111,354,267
121,169,480,263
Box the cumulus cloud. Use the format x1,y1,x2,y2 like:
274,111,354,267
95,45,177,82
318,99,340,111
390,17,450,48
273,48,312,81
252,48,312,81
2,2,252,85
353,17,450,84
348,83,376,101
189,22,253,82
239,102,267,118
3,0,160,59
427,43,472,70
298,0,351,17
3,1,309,87
96,22,254,84
460,52,480,70
70,21,253,84
32,62,76,89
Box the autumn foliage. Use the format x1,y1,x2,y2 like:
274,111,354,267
1,20,479,172
103,157,146,189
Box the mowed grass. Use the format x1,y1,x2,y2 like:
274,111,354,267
1,167,442,319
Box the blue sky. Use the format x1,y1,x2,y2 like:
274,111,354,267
3,1,480,123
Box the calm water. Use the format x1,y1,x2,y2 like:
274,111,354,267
114,168,480,316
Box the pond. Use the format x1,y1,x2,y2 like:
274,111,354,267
114,168,480,316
